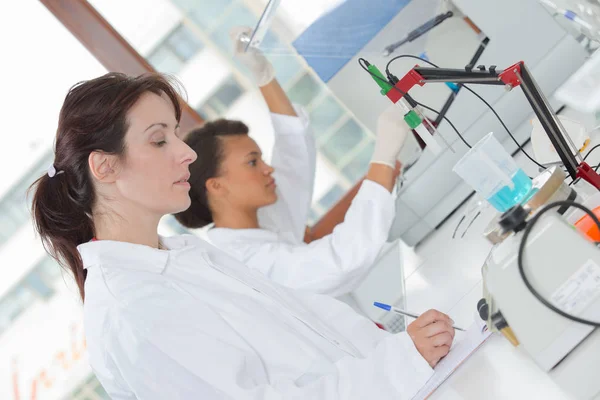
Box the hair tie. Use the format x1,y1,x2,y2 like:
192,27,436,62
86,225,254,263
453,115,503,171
47,164,64,178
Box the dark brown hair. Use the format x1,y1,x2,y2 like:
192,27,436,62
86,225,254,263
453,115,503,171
30,72,183,301
174,119,249,229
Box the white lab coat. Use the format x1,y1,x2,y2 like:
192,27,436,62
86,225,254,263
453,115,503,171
208,106,396,297
79,235,433,399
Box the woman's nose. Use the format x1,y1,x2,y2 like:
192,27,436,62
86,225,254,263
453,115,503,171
264,163,274,174
180,141,197,165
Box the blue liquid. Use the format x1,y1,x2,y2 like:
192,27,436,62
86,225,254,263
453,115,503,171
486,169,533,212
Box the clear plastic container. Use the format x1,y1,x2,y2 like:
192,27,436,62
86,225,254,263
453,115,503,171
453,133,533,212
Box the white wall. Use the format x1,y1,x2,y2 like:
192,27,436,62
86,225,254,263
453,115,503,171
88,0,183,55
0,1,106,199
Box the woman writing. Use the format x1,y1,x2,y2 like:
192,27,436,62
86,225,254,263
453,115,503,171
31,72,454,399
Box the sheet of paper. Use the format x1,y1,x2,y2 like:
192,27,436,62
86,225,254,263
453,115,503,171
412,318,492,400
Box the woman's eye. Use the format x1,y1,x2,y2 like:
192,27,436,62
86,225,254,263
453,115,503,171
249,159,257,166
155,140,167,147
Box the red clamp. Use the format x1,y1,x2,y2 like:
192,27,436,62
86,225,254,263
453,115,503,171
386,66,425,103
498,61,524,88
577,162,600,191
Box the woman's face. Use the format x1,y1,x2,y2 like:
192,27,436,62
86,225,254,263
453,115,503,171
113,92,197,216
215,134,278,211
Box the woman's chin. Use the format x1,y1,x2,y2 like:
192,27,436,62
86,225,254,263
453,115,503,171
170,197,192,214
266,193,278,206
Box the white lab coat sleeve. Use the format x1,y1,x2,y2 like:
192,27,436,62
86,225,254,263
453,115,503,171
236,180,395,296
257,105,316,243
104,292,432,400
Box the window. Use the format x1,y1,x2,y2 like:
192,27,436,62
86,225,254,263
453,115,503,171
271,54,304,87
27,257,62,298
0,286,36,334
0,151,53,247
307,208,320,226
341,140,375,182
168,24,203,61
209,5,257,50
0,256,60,336
197,79,244,117
309,95,345,139
318,184,346,210
147,24,203,74
287,73,323,106
320,119,367,166
148,46,184,74
188,0,234,31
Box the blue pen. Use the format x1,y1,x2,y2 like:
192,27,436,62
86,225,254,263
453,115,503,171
374,302,466,331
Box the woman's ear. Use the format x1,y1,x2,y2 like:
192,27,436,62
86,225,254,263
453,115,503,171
205,177,226,198
88,151,119,183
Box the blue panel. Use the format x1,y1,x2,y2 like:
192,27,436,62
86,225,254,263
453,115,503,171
292,0,411,82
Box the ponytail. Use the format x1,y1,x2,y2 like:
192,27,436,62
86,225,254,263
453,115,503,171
30,168,94,301
174,119,249,229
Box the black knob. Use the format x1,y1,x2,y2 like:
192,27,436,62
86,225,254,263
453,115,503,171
477,65,486,71
477,298,489,321
498,205,529,233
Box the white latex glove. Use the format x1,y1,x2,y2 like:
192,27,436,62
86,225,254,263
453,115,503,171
370,104,411,168
229,26,275,87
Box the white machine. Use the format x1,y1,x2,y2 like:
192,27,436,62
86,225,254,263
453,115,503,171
481,172,600,399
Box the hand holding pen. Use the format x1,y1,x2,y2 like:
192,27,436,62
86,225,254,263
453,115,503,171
375,302,463,367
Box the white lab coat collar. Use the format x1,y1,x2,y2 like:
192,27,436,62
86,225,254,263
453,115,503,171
209,227,275,241
77,235,202,273
209,226,296,245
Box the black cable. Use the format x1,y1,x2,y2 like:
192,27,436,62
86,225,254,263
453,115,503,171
569,178,580,187
452,215,466,239
518,200,600,327
385,55,546,171
461,85,545,171
415,102,471,149
565,142,600,186
584,144,600,162
358,58,472,149
385,54,441,74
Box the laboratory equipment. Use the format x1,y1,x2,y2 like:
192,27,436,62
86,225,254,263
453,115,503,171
248,0,589,245
538,0,600,43
482,167,580,244
453,132,532,212
365,60,452,156
368,57,600,189
242,0,282,51
382,10,455,56
477,166,600,398
482,203,600,399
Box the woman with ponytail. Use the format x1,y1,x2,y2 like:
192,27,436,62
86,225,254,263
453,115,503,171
29,71,453,399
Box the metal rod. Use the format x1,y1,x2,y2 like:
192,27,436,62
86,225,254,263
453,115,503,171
434,37,490,126
415,67,503,79
421,77,503,84
520,64,583,164
434,91,458,126
516,67,579,177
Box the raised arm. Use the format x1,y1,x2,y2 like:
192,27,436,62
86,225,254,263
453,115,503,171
231,27,316,242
